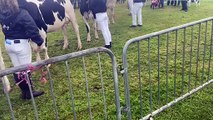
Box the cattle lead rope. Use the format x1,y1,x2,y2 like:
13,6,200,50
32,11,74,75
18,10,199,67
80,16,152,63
15,64,48,87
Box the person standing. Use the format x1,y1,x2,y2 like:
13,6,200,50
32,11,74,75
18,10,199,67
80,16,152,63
89,0,112,48
181,0,188,12
130,0,146,27
0,0,44,99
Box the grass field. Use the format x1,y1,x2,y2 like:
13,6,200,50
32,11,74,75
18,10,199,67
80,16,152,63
1,0,213,120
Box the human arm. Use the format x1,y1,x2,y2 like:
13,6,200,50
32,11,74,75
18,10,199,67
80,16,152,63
19,9,44,46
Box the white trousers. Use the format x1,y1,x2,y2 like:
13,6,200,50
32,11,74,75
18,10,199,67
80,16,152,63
132,2,144,26
5,39,32,67
96,12,112,45
128,0,134,14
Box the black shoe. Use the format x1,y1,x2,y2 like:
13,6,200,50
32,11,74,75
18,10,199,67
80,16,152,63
104,45,111,49
22,91,44,100
138,24,142,27
129,25,137,28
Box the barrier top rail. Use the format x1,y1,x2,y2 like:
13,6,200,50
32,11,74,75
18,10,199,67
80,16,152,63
0,47,114,77
123,17,213,52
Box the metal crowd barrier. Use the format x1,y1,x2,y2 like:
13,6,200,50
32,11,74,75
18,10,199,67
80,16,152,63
122,17,213,119
1,17,213,120
0,47,121,120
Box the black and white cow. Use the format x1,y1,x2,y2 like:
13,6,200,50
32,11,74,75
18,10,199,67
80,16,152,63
80,0,99,42
18,0,82,61
80,0,116,42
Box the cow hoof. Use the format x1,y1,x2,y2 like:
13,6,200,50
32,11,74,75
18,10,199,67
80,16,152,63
79,47,82,50
78,45,82,50
63,45,69,49
87,38,91,42
36,58,41,62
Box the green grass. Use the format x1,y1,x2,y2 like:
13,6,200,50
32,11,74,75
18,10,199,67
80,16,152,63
1,1,213,120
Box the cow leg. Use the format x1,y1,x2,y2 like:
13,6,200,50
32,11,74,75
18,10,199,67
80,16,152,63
31,30,49,61
0,47,11,93
107,7,115,24
1,76,12,93
31,41,42,61
32,39,49,67
82,15,91,42
68,10,82,49
62,24,69,49
93,20,99,39
107,8,111,24
111,8,115,24
40,31,49,60
43,39,49,60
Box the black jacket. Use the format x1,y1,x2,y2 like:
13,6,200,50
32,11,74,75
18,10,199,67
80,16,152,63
0,9,43,46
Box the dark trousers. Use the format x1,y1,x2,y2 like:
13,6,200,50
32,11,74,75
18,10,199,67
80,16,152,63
181,0,188,10
172,0,176,6
177,0,181,6
167,0,170,5
159,0,164,8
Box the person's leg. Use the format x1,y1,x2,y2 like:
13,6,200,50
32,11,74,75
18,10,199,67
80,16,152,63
131,3,140,27
96,13,111,47
103,14,112,46
183,0,188,11
5,40,21,67
16,40,32,65
131,3,137,27
171,0,174,5
185,1,188,10
5,39,44,99
161,0,164,8
137,3,143,26
104,19,112,44
17,41,44,99
128,0,133,15
174,0,176,5
181,0,184,10
178,0,181,6
167,0,170,5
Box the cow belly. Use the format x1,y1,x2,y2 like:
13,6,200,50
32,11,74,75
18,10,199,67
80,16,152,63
47,22,65,32
46,12,67,32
